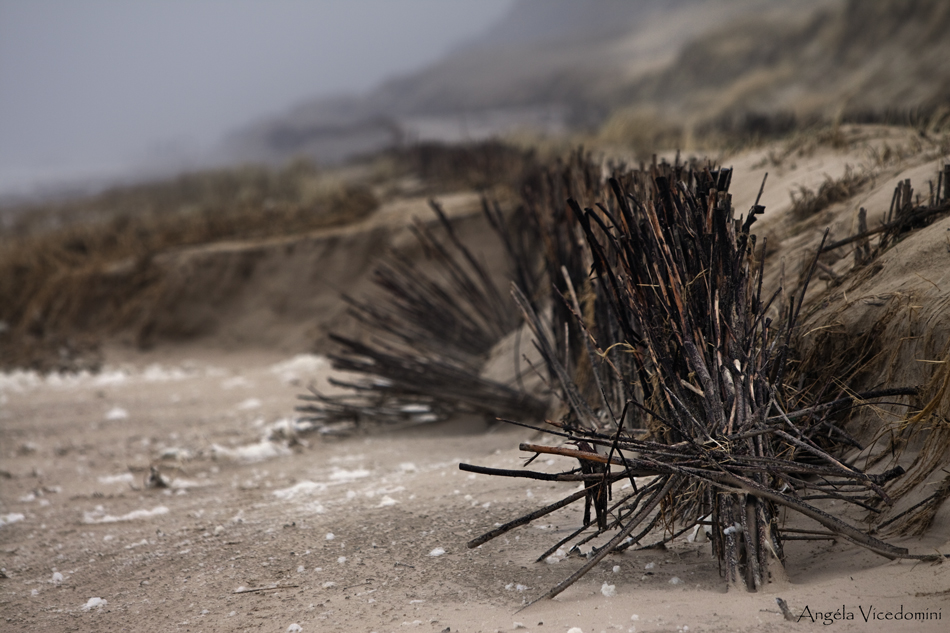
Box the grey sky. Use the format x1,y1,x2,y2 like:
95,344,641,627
0,0,514,195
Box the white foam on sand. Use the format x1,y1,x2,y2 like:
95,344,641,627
83,506,169,524
97,473,134,485
0,362,215,395
0,513,25,527
104,407,129,420
269,354,329,385
273,481,328,500
210,440,291,462
328,467,371,481
81,597,107,611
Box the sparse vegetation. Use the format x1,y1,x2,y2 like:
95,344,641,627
0,159,379,370
790,165,872,220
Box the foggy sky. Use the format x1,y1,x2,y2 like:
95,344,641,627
0,0,514,197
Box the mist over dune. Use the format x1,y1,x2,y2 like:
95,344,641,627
223,0,950,166
5,0,947,199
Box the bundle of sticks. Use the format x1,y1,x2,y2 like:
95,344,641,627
462,156,939,599
296,200,547,433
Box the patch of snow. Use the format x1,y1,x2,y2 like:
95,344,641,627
329,468,370,481
105,407,128,420
97,473,134,485
170,478,201,489
296,499,322,513
83,506,169,524
377,496,398,507
567,628,584,633
337,556,346,564
0,513,25,527
613,565,621,573
142,364,191,382
601,582,616,597
325,532,335,540
210,440,290,463
428,547,446,557
51,572,64,584
399,462,418,473
0,369,42,393
81,597,107,611
273,481,327,500
287,624,303,632
644,562,655,570
125,539,149,549
669,577,683,585
270,354,328,384
93,370,129,386
545,547,567,564
237,398,262,410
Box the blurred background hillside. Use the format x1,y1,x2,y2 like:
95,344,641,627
3,0,949,202
221,0,950,164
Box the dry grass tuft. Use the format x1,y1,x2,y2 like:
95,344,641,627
790,165,872,220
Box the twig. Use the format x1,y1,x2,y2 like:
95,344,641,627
776,597,795,621
233,584,298,594
521,475,681,608
466,486,591,549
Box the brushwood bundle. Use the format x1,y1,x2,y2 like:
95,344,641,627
461,154,944,600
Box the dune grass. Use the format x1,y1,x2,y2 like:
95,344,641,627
0,159,379,368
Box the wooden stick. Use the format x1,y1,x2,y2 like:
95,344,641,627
522,475,681,607
458,462,626,483
820,203,949,252
466,486,590,549
233,584,297,594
